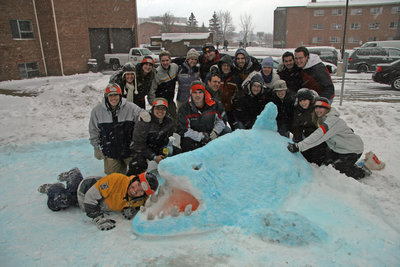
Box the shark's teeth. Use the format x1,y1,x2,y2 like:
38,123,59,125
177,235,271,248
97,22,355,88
184,204,192,216
150,194,158,203
158,211,164,219
158,185,165,196
140,206,146,213
147,213,155,220
171,206,179,217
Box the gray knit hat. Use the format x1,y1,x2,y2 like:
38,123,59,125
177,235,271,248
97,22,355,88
186,48,200,60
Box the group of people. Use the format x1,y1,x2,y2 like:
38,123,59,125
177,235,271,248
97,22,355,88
38,44,371,230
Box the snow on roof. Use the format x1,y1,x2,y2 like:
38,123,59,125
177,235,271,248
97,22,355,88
306,0,399,8
161,32,211,43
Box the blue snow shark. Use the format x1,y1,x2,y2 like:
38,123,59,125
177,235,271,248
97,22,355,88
132,103,327,245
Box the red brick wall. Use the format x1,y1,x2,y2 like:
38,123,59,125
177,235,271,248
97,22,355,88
0,0,138,81
0,0,45,80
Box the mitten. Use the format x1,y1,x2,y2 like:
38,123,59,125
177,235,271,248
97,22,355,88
201,132,211,144
93,215,116,231
210,131,218,140
287,143,299,153
139,111,151,122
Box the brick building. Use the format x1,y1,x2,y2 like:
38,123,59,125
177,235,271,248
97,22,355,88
138,21,194,45
274,0,400,49
0,0,138,81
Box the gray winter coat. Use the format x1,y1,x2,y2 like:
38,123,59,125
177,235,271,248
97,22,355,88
297,107,363,154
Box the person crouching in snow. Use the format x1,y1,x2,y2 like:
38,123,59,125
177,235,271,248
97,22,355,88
38,167,158,231
178,81,231,152
129,98,179,176
270,79,295,137
109,62,138,104
287,97,371,179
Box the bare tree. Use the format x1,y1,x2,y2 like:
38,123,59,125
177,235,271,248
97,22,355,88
240,13,254,47
161,12,175,33
218,10,235,43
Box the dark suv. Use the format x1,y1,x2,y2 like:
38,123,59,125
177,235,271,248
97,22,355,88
348,47,400,73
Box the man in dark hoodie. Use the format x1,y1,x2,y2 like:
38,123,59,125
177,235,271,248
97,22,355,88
232,48,261,91
277,51,303,94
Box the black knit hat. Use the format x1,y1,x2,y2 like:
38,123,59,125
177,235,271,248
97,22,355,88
296,88,315,102
202,43,216,53
145,172,159,194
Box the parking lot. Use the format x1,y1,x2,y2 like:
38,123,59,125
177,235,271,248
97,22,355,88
332,72,400,103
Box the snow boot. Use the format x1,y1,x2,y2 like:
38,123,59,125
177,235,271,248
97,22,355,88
57,167,83,192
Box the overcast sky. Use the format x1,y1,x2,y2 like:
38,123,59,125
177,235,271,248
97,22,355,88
137,0,312,33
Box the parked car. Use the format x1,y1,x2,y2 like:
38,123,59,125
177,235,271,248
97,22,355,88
361,40,400,49
348,47,400,73
372,59,400,90
307,46,340,66
104,48,159,70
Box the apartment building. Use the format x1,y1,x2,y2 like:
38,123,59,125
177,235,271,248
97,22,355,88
0,0,138,81
274,0,400,49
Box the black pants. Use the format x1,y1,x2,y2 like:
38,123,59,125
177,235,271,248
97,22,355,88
302,142,328,166
324,150,365,180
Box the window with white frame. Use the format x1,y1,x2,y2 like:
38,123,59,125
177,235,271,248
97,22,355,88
389,21,398,29
350,23,361,30
314,10,325,16
370,7,382,15
330,36,340,43
313,24,323,30
331,9,343,16
9,20,34,39
312,37,322,43
392,6,400,14
350,8,362,15
368,22,380,30
348,37,360,44
331,23,342,30
18,62,40,79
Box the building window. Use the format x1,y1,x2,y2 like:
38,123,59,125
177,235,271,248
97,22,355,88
314,10,325,16
348,37,360,44
18,62,40,79
392,7,400,14
313,24,323,30
9,20,34,39
350,8,362,15
368,37,378,41
312,37,322,43
389,21,398,29
368,22,380,30
331,9,343,16
370,7,382,15
330,37,340,43
350,23,361,30
331,23,342,30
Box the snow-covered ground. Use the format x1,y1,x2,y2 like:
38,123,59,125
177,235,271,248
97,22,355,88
0,71,399,266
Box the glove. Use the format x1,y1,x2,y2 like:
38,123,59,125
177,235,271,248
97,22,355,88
287,143,299,153
201,132,211,145
139,111,151,122
93,215,116,231
122,207,139,220
94,147,104,160
210,131,218,140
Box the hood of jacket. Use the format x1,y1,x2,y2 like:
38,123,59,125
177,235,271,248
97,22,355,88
234,48,252,70
304,53,323,70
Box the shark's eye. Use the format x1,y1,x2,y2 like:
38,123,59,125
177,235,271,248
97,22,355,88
192,163,202,170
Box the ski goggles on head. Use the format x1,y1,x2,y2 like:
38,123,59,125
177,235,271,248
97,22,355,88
138,173,154,196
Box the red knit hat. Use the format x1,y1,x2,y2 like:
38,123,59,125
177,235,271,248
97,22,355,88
104,84,122,96
190,82,215,106
314,97,331,109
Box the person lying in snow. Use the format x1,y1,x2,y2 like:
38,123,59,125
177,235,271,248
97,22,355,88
38,167,158,231
287,97,371,180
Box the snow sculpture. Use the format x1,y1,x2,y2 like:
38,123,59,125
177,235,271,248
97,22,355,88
132,103,326,245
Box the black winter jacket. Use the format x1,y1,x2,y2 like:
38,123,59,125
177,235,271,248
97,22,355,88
132,112,174,160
